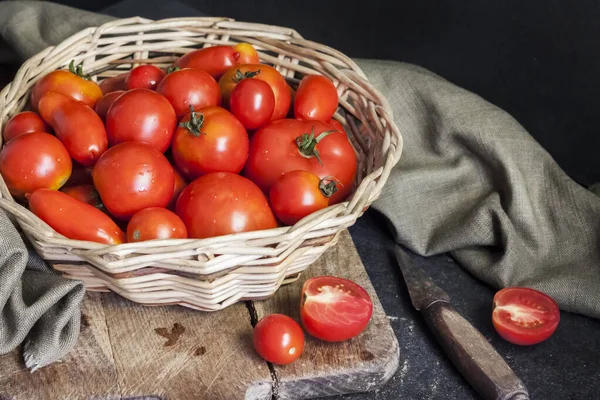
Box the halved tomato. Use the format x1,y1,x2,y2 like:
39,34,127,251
492,287,560,346
300,276,373,342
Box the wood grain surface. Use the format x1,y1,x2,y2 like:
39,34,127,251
0,230,399,400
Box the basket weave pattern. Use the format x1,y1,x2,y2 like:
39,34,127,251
0,17,403,311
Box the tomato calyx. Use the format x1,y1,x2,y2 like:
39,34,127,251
68,60,91,81
295,126,338,166
232,68,260,83
179,105,206,137
318,177,339,198
166,65,181,74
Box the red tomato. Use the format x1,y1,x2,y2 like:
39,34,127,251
31,61,103,110
92,142,174,220
253,314,304,365
38,91,108,167
300,276,373,342
229,79,275,130
327,118,347,135
126,65,166,90
94,90,125,121
244,119,356,204
105,89,177,153
99,72,128,94
294,75,338,122
156,68,220,118
28,188,125,245
127,207,187,242
167,167,188,210
172,106,249,180
175,172,277,239
269,171,337,225
218,64,290,121
0,132,72,198
174,43,259,79
61,184,103,209
492,287,560,346
3,111,50,143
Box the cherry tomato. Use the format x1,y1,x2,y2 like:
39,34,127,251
92,142,174,220
229,79,275,130
492,287,560,346
167,167,188,210
172,106,249,180
300,276,373,342
175,172,277,239
0,132,72,198
127,207,187,242
38,91,108,167
31,61,103,110
269,171,337,225
105,89,177,153
174,43,259,79
126,65,166,90
99,72,128,94
156,68,220,118
244,119,357,204
294,75,338,122
253,314,304,365
28,188,125,245
3,111,50,143
94,90,125,121
219,64,290,121
61,184,104,210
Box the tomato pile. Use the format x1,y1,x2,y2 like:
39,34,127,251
0,44,357,244
253,276,374,365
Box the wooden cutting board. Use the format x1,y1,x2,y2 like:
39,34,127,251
0,230,399,400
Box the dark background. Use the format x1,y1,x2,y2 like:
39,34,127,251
2,1,600,399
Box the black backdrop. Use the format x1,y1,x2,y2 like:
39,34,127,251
4,0,600,186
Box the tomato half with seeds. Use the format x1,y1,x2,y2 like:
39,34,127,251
300,276,373,342
294,74,338,122
3,111,50,143
127,207,187,242
173,43,259,79
253,314,304,365
218,64,290,121
156,68,220,118
492,287,560,346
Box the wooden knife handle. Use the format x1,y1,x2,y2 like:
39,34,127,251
422,301,530,400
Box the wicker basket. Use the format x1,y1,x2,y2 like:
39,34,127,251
0,17,403,311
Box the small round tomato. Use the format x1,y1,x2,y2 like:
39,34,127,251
230,79,275,130
492,287,560,346
61,184,104,209
3,111,50,143
167,167,188,210
175,172,277,239
156,68,220,118
92,141,174,220
28,188,125,245
94,90,125,121
126,65,166,90
127,207,187,242
174,43,259,79
294,75,338,122
31,61,103,110
38,91,108,167
269,171,337,225
105,89,177,153
99,72,128,94
300,276,373,342
253,314,304,365
219,64,290,121
0,132,72,198
244,119,357,204
172,106,249,180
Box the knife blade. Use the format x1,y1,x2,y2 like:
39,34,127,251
394,245,530,400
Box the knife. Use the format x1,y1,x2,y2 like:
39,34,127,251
394,245,530,400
